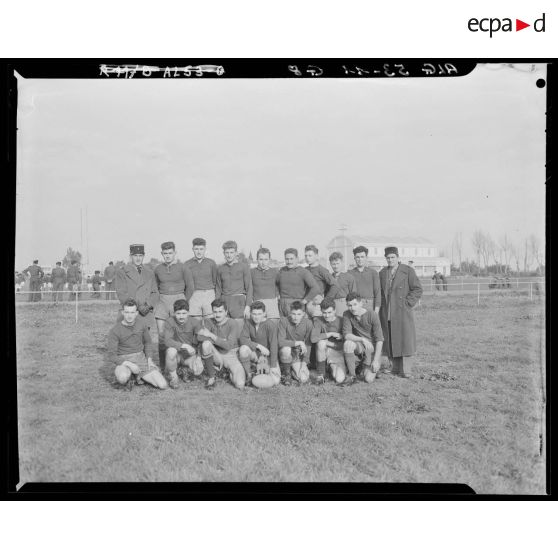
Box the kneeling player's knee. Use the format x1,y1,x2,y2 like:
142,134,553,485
238,345,251,359
115,364,131,384
343,340,355,353
166,347,177,359
279,347,292,362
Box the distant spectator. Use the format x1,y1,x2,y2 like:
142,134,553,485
51,262,66,303
23,259,44,302
67,260,82,301
104,261,117,300
92,271,102,298
432,271,443,291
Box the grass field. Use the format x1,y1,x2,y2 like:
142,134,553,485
15,292,546,492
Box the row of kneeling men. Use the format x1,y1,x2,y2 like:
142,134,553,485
107,294,392,391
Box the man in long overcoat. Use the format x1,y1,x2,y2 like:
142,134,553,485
379,246,423,377
115,244,159,328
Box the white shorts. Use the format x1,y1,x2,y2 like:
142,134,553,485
255,298,280,319
189,289,215,318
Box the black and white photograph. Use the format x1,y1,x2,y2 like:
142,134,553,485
11,61,547,493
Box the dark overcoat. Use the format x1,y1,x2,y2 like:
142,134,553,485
379,263,423,357
115,264,159,308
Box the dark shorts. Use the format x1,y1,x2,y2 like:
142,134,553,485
223,294,247,319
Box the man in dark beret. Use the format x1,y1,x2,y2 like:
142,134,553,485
379,246,423,377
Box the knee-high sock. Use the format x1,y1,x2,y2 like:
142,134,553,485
316,359,326,376
279,362,291,378
158,344,166,369
239,356,252,377
344,353,357,376
202,354,215,378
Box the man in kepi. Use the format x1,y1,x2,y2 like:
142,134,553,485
197,298,245,390
66,260,82,301
238,301,279,388
277,300,313,385
162,299,203,389
91,270,102,298
107,298,168,390
153,241,194,369
379,246,423,378
116,244,159,328
23,259,44,302
341,292,384,386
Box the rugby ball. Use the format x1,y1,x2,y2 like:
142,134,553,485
364,369,376,383
331,364,346,384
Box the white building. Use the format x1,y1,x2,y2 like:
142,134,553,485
326,235,451,277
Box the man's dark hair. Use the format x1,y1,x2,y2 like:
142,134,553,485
284,248,298,257
33,260,38,264
56,262,62,266
290,300,305,312
123,298,138,309
346,292,362,303
329,251,343,262
71,260,77,265
174,299,189,312
211,297,228,311
192,237,206,247
320,297,336,312
250,300,266,312
222,240,238,251
353,245,368,256
109,261,114,265
161,241,175,251
256,247,271,258
304,245,318,254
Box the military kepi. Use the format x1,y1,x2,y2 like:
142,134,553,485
130,244,145,255
384,246,399,257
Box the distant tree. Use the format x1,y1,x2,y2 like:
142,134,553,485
248,251,254,263
237,251,248,264
529,235,543,272
62,247,82,268
471,230,484,274
114,259,126,269
498,234,513,274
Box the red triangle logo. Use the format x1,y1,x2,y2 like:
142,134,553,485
516,19,530,31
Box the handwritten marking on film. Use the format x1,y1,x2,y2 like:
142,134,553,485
99,65,225,78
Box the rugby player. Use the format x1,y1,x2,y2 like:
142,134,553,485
154,241,195,368
277,300,314,385
251,248,280,321
303,245,337,319
162,298,204,389
311,297,347,385
107,298,168,390
184,237,218,321
341,292,384,386
197,298,245,390
215,240,253,323
238,301,279,388
328,251,356,317
276,248,319,318
348,245,381,313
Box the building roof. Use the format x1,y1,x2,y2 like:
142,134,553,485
328,235,436,247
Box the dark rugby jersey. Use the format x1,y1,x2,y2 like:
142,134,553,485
332,271,356,299
216,261,253,304
184,257,218,291
154,262,194,297
310,316,343,344
348,266,381,307
251,267,279,300
239,319,278,367
277,316,313,363
162,316,200,350
197,318,240,353
306,264,337,298
107,317,153,364
276,266,319,300
342,309,384,344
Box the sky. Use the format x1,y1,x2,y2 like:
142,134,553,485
15,63,546,272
